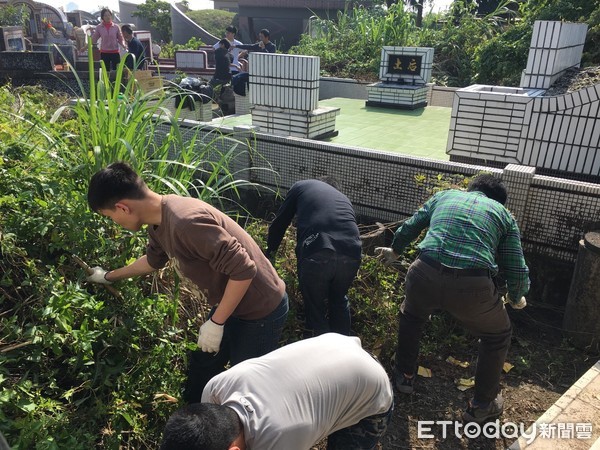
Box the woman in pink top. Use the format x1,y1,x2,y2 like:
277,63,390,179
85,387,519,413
91,8,125,71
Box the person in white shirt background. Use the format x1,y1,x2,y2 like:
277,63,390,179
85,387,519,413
213,25,243,74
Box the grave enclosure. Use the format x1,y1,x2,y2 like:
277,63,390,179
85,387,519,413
366,46,434,110
447,21,599,183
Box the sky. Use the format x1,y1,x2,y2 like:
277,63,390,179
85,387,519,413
46,0,454,14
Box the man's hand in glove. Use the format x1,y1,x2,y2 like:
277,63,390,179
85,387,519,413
197,318,225,353
374,247,399,266
86,266,112,284
505,294,527,310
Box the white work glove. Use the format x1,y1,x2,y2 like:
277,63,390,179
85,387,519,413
197,318,224,353
374,247,399,266
504,294,527,310
86,266,112,284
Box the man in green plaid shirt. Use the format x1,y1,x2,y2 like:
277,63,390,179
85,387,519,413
375,174,529,424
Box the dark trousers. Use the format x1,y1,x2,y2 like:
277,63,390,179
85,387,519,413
183,293,289,403
298,250,361,336
395,257,512,404
327,401,393,450
100,52,121,71
232,72,249,96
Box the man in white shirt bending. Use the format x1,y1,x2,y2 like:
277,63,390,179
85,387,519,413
160,333,394,450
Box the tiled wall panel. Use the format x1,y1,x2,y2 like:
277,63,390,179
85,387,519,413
521,21,588,90
249,53,320,111
366,84,429,106
448,83,600,178
521,176,600,261
519,84,600,175
161,119,600,264
251,105,339,138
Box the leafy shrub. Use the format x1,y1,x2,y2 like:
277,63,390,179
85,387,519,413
475,22,531,86
160,37,207,59
0,4,28,26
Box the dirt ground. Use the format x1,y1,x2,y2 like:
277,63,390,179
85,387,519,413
544,65,600,95
314,305,598,449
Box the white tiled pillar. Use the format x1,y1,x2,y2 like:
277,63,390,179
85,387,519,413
249,53,320,111
247,53,339,139
502,164,536,230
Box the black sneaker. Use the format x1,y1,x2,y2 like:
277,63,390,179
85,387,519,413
394,373,415,394
462,394,504,424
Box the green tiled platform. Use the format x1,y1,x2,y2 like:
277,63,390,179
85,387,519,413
210,97,452,161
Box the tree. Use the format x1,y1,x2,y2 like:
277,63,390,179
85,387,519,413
384,0,428,27
477,0,504,15
133,0,172,42
409,0,424,27
0,4,28,26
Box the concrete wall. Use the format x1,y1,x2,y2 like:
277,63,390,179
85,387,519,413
170,3,219,46
319,77,368,100
236,1,368,51
119,0,157,38
118,1,219,45
427,85,457,108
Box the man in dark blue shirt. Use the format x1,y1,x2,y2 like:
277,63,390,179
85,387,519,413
210,38,232,87
235,28,276,54
121,25,146,70
266,178,362,337
232,28,276,96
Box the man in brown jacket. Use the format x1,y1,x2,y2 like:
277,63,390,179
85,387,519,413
86,162,288,398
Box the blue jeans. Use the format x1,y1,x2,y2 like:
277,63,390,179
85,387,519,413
183,293,289,403
298,250,361,336
219,292,289,364
327,401,393,450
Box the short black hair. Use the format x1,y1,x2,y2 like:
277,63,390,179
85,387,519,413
219,38,231,50
259,28,270,38
87,162,148,212
100,8,112,19
160,403,241,450
121,24,133,35
225,25,237,35
467,173,508,205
